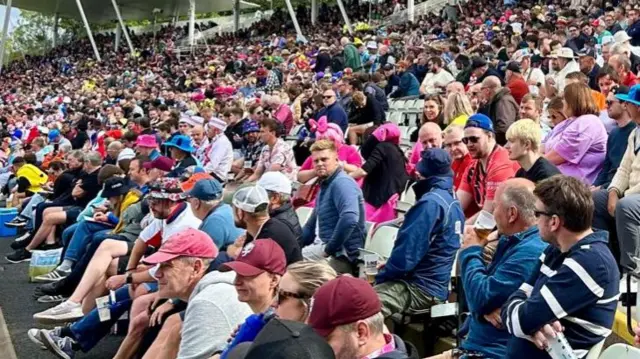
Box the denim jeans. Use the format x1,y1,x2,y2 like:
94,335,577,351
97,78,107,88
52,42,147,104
20,193,45,219
63,221,113,262
70,286,132,352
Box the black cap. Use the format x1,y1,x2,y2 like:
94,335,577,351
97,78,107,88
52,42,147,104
101,177,131,198
382,63,394,71
226,319,336,359
470,56,487,70
506,61,521,73
578,47,597,58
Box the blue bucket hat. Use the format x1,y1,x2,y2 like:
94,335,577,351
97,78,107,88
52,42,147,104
242,120,260,135
416,148,453,179
616,84,640,106
464,113,495,133
164,135,195,153
48,129,60,142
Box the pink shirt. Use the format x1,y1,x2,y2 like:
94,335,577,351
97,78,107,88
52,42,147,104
407,141,423,176
274,104,294,135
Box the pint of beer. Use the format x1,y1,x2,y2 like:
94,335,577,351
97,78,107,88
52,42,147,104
364,254,378,285
474,210,496,241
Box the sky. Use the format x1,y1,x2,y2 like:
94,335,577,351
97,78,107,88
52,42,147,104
0,5,20,32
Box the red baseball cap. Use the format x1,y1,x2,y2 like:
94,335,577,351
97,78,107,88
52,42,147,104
308,276,382,337
143,228,218,264
219,239,286,276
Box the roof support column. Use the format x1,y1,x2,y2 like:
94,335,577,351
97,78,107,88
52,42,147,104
233,0,240,32
311,0,317,26
115,23,122,51
0,0,12,73
336,0,353,35
111,0,134,54
76,0,101,61
188,0,196,47
52,12,59,48
284,0,305,42
408,0,414,22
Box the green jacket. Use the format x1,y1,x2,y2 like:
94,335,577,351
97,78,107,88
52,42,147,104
343,44,363,72
113,200,145,242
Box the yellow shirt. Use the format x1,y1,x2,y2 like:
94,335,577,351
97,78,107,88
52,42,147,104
16,164,47,194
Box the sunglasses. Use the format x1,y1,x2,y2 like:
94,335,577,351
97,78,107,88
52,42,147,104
462,136,481,145
277,289,309,305
534,210,555,218
323,95,334,99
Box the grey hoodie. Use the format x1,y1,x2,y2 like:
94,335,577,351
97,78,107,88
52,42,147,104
178,271,253,359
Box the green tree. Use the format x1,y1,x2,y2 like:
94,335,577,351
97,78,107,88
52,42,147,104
8,11,84,58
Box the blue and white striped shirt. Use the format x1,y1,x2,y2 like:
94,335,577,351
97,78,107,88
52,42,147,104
501,231,619,359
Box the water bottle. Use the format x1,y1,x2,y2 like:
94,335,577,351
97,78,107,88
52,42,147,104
545,332,578,359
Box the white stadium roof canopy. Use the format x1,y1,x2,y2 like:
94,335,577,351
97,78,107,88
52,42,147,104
9,0,260,23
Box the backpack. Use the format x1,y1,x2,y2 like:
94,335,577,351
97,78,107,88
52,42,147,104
331,55,345,73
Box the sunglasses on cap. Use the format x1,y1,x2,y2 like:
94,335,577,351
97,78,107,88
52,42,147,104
462,136,481,144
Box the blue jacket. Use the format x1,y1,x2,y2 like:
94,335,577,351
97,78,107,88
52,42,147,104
376,176,463,301
316,102,349,133
301,168,366,262
458,226,548,358
390,71,420,98
629,20,640,47
501,231,619,359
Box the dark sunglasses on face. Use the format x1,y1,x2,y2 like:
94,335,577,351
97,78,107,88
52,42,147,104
323,95,334,99
277,289,309,305
462,136,480,145
534,210,555,218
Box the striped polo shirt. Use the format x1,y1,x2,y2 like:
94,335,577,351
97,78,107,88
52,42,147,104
501,231,619,359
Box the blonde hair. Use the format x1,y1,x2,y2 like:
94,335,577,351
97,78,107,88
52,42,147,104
563,82,598,117
286,261,337,299
443,92,473,125
310,139,337,153
352,91,366,107
506,119,542,152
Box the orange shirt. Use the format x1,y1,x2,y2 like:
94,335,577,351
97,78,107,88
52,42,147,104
591,90,606,112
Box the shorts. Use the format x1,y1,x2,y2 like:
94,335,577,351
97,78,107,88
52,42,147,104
63,206,83,226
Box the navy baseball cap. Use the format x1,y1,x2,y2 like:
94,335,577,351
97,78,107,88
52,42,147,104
416,148,453,179
186,178,223,201
616,84,640,106
464,113,495,133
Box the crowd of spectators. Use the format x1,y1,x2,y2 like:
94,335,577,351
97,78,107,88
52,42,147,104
2,0,640,357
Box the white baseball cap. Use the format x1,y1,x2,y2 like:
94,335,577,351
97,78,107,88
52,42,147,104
257,172,292,195
232,185,270,213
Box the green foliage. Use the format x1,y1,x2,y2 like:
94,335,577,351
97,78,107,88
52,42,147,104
6,11,83,60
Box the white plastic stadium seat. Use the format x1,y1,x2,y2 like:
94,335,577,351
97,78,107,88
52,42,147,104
363,221,376,249
295,207,313,227
365,225,398,259
401,183,416,205
388,111,403,125
598,343,640,359
584,339,605,359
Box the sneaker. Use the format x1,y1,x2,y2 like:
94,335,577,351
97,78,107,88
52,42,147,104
34,281,65,298
37,295,68,303
33,301,83,325
10,232,32,250
6,248,32,263
33,269,70,283
38,243,62,251
27,326,62,350
6,216,28,228
40,328,75,359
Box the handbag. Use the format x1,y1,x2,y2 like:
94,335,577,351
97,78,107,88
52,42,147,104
293,177,320,208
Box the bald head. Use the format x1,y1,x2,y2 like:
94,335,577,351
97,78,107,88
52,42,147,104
495,178,537,232
191,125,205,145
418,122,443,150
446,82,465,97
482,76,502,90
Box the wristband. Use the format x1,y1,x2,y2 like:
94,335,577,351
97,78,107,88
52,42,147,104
126,273,133,284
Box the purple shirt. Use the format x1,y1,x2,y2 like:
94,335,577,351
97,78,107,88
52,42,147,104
543,114,607,184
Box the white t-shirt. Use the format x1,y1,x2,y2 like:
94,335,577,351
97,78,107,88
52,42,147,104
420,69,455,94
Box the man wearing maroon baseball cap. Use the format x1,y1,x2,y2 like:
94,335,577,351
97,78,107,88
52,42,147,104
307,276,418,359
220,238,285,313
143,156,175,181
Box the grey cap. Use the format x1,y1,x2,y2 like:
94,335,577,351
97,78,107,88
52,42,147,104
232,185,270,213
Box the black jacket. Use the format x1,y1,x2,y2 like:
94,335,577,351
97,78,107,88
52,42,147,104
349,92,385,125
270,201,302,242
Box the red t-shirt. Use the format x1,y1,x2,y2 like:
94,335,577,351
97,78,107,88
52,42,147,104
459,145,519,211
452,153,474,192
622,72,640,87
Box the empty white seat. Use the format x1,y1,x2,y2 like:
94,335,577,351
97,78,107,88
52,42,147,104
295,207,313,227
584,339,605,359
365,225,398,259
401,183,416,204
598,343,640,359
